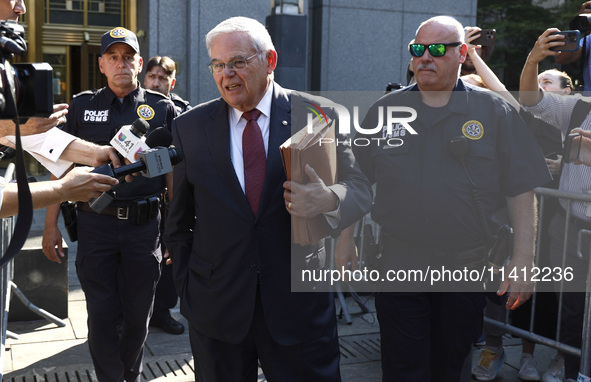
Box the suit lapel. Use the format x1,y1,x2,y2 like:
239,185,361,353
205,99,252,217
257,82,292,218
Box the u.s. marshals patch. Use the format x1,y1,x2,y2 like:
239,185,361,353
110,27,128,38
137,105,155,121
462,120,484,140
382,123,408,139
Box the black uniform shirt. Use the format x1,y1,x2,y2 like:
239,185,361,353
353,80,551,250
65,85,177,203
170,93,191,115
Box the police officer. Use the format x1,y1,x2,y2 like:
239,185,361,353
144,56,191,115
338,16,551,381
42,27,177,382
143,55,187,335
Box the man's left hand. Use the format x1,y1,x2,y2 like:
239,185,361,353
283,164,338,217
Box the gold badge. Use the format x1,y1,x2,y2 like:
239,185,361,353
110,27,128,39
462,120,484,140
137,105,155,121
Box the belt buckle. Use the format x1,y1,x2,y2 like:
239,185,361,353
116,207,129,220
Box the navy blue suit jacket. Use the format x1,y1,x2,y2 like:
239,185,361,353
164,82,372,346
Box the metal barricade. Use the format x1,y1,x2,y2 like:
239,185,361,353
0,163,16,381
482,187,591,381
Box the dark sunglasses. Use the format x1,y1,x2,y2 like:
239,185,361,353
409,42,462,57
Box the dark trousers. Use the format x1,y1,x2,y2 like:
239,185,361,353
151,261,178,322
76,211,161,382
188,287,341,382
376,292,485,382
549,212,589,380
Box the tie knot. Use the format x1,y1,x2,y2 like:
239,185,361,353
243,109,261,122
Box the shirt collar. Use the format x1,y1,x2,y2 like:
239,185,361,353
103,82,142,104
229,82,274,121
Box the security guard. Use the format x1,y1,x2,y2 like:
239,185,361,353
171,93,191,114
42,27,177,382
143,55,188,335
339,16,551,381
144,55,191,115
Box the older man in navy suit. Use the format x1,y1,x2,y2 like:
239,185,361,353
164,16,372,382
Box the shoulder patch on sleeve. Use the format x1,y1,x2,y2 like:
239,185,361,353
73,89,97,99
144,88,168,99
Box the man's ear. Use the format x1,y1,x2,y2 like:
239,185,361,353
170,77,177,91
267,50,278,73
98,56,105,74
137,56,144,74
459,43,468,64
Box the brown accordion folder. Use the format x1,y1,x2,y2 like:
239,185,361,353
280,118,337,245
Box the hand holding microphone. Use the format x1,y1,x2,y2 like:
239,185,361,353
89,126,182,213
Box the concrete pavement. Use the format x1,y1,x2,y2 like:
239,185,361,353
0,188,562,381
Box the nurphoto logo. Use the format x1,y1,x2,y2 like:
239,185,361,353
305,100,418,147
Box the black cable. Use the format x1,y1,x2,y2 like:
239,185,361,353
0,60,33,269
449,136,494,242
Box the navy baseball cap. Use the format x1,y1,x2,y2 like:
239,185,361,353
101,27,140,55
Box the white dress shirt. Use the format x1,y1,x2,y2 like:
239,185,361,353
228,83,273,193
6,127,76,178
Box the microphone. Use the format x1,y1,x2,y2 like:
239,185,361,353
88,146,182,213
94,146,183,179
88,127,180,213
145,126,173,148
109,118,150,162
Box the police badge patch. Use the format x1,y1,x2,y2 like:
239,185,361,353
137,105,155,121
462,120,484,140
110,28,128,39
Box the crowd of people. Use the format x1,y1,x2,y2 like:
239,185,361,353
3,0,591,381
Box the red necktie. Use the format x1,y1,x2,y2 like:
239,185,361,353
242,109,266,215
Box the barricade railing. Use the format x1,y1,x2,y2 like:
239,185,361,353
482,187,591,381
0,163,16,381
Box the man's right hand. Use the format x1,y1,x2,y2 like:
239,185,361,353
42,223,64,263
0,104,69,137
527,28,564,65
91,145,121,168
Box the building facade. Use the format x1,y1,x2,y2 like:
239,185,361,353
23,0,477,106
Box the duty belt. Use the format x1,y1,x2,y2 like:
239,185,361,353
380,230,488,270
78,202,131,220
78,195,161,224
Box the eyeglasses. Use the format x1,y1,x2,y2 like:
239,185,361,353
208,53,259,74
408,42,462,57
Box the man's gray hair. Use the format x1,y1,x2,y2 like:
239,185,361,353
416,16,465,43
206,16,276,58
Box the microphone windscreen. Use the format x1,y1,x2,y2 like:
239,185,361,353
169,146,183,165
145,127,173,148
131,118,150,136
